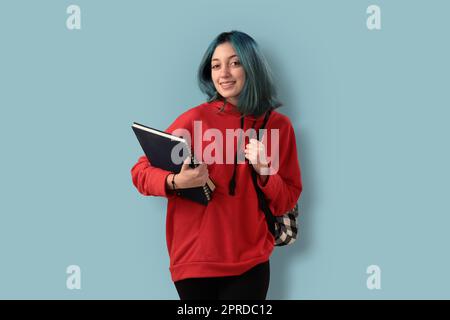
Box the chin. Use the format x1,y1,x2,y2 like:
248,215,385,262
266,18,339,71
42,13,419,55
220,93,239,100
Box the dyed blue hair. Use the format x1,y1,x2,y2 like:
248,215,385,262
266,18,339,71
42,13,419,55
198,31,282,117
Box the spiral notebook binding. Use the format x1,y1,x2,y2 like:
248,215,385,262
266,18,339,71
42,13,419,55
203,184,211,201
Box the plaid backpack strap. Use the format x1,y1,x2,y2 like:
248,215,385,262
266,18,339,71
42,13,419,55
251,109,300,247
274,203,299,246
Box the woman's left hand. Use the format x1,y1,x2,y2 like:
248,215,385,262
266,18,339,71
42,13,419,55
244,138,270,175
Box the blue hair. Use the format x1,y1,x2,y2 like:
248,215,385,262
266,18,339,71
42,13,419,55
197,31,282,117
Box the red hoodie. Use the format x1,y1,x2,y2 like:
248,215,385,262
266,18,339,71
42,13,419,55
131,100,302,282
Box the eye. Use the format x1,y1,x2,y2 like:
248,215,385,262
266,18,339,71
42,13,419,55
211,64,219,69
231,60,241,66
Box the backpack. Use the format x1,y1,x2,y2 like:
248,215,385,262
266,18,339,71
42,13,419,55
249,110,300,246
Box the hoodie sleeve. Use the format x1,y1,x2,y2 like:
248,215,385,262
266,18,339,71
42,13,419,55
130,109,194,198
256,115,302,216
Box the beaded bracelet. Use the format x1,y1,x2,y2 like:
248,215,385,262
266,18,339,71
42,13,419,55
171,173,181,196
171,173,177,190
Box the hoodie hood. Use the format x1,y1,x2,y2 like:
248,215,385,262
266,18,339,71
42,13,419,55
209,99,266,121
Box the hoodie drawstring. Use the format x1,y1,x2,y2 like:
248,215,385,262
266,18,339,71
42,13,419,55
228,115,257,196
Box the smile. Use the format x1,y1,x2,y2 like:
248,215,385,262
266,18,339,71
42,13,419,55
220,81,236,89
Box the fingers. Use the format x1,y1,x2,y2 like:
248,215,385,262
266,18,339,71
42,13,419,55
182,156,203,168
245,139,268,165
245,139,264,154
182,156,192,169
197,163,207,174
178,157,209,187
246,138,262,148
193,164,208,186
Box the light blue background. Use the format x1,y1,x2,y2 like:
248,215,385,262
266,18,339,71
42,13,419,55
1,0,449,299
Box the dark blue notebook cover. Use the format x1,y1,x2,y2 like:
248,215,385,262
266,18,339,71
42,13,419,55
132,122,214,205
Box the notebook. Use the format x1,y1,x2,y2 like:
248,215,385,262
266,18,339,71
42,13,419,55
132,122,215,205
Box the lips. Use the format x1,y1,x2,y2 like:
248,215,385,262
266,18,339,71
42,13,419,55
220,81,236,89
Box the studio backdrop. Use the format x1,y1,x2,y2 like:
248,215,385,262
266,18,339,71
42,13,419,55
1,0,449,299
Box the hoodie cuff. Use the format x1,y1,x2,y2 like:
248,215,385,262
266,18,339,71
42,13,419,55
162,172,177,199
257,173,282,201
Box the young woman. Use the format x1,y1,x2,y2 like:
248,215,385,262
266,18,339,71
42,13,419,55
131,31,302,300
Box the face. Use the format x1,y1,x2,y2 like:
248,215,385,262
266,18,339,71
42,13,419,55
211,42,246,106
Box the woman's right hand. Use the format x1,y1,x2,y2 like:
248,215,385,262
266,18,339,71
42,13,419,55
173,157,209,189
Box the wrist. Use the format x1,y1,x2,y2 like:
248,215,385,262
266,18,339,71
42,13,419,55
171,173,177,190
257,162,270,175
173,173,184,189
165,173,175,193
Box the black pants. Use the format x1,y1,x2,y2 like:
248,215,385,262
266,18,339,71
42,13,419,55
174,260,270,300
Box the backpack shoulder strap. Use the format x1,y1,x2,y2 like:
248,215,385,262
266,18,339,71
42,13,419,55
251,108,276,237
257,109,272,139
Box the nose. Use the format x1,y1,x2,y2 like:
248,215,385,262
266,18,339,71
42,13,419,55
219,64,231,78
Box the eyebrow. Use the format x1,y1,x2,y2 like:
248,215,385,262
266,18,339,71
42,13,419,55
211,55,238,62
